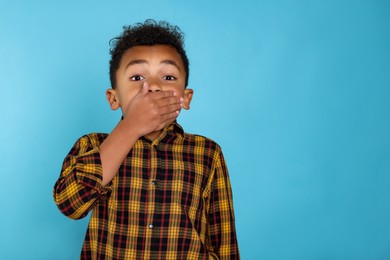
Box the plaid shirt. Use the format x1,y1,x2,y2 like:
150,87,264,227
54,122,239,259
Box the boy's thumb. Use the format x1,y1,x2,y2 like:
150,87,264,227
139,82,149,95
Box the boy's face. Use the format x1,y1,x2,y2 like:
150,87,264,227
107,45,193,117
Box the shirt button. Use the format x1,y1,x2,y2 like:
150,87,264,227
149,224,154,229
151,180,158,186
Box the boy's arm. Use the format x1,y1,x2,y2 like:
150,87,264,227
53,134,109,219
207,148,240,259
54,83,182,219
100,82,182,186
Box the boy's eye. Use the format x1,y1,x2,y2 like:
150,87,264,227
130,75,145,81
164,75,176,81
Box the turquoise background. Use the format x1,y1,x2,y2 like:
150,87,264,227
1,0,389,259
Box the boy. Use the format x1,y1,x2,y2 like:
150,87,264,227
53,19,239,259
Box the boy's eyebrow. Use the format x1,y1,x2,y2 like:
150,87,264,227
125,59,181,71
161,60,181,71
126,59,147,69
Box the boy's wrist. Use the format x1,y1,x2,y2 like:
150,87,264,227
119,116,144,139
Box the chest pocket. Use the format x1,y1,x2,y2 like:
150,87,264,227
171,160,206,212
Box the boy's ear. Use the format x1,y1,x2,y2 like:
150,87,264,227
106,89,120,110
181,88,194,110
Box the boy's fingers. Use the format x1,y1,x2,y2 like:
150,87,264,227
149,90,176,100
155,96,182,108
158,103,181,115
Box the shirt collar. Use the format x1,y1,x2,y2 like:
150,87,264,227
166,120,184,135
143,120,184,145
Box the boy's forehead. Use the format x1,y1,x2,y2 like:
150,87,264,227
121,45,184,66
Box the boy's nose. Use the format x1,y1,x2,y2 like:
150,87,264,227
147,80,162,93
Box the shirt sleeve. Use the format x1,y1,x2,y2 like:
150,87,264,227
53,134,111,220
206,147,240,259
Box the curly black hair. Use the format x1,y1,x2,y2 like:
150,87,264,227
109,19,189,88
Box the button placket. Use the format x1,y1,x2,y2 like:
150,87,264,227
146,143,157,234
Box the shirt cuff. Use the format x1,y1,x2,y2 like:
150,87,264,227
74,147,107,193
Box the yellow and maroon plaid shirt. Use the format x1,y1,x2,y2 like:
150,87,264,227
53,122,239,259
